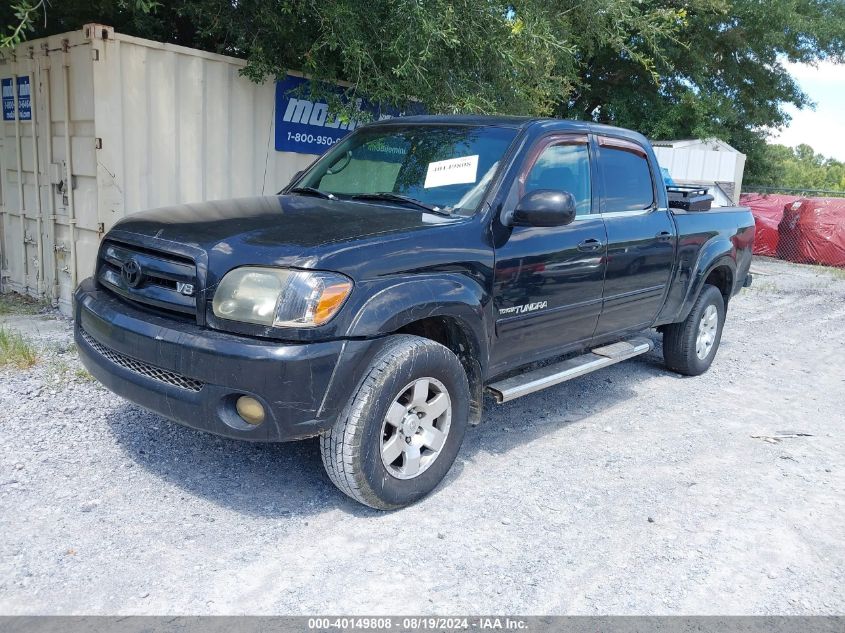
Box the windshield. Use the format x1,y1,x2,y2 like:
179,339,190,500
294,125,518,215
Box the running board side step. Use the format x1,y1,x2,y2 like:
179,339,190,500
486,337,653,403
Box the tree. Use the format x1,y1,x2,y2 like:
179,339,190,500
748,143,845,191
147,0,692,118
1,1,197,49
0,1,695,116
554,1,845,174
3,0,844,178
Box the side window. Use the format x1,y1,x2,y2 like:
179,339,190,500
523,143,592,216
599,145,654,212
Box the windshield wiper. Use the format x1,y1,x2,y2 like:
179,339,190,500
290,186,336,200
351,192,451,216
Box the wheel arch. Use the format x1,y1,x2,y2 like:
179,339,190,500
678,254,737,322
343,275,489,425
395,315,484,425
703,264,734,307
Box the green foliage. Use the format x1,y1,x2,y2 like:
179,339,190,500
0,0,691,118
0,325,38,369
556,1,845,156
178,0,587,116
747,143,845,191
2,0,164,49
2,0,844,174
1,0,46,48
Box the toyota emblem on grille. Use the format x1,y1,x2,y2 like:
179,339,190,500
120,259,144,288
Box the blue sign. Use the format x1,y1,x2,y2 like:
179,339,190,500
2,76,31,121
275,74,422,154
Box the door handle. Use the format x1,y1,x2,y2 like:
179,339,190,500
577,238,604,252
656,231,673,242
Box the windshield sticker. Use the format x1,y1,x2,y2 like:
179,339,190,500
424,155,479,188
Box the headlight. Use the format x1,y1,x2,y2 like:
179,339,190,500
212,267,353,328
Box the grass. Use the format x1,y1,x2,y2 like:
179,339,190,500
75,367,96,382
50,360,96,384
0,326,39,369
0,292,47,316
44,343,97,384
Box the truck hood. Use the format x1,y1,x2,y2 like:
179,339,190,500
114,194,456,248
111,194,460,277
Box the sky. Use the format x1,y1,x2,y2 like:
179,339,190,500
771,60,845,161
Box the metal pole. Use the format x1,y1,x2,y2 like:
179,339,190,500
13,72,28,294
62,42,78,293
29,61,45,297
40,44,60,304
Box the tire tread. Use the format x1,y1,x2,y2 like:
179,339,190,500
662,284,724,376
320,335,462,509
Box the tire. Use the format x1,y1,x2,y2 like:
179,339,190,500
320,335,470,510
662,284,726,376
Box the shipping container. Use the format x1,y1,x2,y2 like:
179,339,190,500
0,24,318,314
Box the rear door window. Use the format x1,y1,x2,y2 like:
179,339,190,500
598,141,654,212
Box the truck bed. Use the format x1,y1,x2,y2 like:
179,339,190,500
655,205,755,325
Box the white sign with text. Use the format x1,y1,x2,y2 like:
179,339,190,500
424,155,479,188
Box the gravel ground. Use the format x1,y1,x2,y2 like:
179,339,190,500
1,256,844,615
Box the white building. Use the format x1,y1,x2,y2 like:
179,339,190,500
651,138,747,207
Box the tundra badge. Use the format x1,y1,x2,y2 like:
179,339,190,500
499,301,548,316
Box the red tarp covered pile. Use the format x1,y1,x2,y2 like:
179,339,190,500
777,197,845,268
739,193,801,256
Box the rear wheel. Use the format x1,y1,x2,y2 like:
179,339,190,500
662,284,726,376
320,335,469,510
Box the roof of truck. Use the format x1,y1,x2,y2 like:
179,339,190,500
372,115,649,143
375,114,538,128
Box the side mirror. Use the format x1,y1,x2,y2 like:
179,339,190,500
512,190,577,227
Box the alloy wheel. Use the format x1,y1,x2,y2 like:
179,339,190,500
380,377,452,480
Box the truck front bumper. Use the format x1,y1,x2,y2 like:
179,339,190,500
74,278,377,442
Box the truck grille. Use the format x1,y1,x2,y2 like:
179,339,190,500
80,329,204,392
97,240,198,316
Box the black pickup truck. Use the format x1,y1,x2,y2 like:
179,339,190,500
75,116,754,509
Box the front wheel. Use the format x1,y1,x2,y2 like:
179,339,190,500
320,335,469,510
662,284,726,376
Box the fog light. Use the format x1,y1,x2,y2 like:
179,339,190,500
236,396,265,425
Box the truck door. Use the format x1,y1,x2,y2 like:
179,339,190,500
592,135,676,339
491,134,607,373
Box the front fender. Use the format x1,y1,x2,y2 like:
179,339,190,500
343,273,490,364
